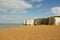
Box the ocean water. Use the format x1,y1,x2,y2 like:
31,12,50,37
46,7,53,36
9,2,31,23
0,24,24,30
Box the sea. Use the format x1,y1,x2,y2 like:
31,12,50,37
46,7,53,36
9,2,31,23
0,24,24,30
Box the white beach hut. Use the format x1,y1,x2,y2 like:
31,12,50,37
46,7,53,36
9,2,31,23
24,19,34,25
54,16,60,25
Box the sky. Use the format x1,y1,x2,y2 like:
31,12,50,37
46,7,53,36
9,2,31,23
0,0,60,23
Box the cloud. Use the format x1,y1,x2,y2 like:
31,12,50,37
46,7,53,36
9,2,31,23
0,8,7,13
32,0,42,2
0,15,24,20
0,0,33,23
28,0,42,8
34,4,42,8
0,0,43,23
1,0,32,9
0,0,33,14
0,8,3,12
51,7,60,15
0,0,43,14
0,15,26,23
22,11,28,14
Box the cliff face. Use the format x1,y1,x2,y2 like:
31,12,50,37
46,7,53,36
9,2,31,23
34,18,50,25
34,16,60,25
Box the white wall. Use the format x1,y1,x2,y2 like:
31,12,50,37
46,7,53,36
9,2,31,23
24,20,26,24
29,19,34,25
55,17,60,25
24,19,34,25
26,20,30,25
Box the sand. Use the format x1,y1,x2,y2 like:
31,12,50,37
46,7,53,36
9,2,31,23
0,25,60,40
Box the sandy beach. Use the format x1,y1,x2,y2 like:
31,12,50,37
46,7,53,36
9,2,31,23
0,25,60,40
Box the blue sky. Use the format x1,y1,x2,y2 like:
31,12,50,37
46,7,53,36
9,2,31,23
0,0,60,23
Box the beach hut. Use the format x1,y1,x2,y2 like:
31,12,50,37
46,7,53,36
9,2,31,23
54,16,60,25
48,16,60,25
24,19,34,26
